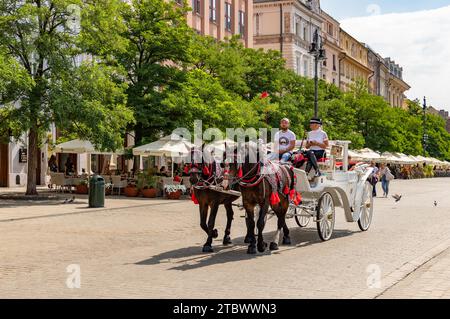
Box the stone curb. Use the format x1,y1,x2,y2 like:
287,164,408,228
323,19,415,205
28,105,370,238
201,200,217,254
351,238,450,299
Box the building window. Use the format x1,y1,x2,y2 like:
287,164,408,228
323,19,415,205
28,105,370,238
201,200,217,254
296,55,301,75
225,2,232,31
332,54,336,71
255,13,260,36
327,23,333,36
332,78,336,85
295,18,300,37
239,10,245,36
209,0,216,22
193,0,201,15
303,59,308,77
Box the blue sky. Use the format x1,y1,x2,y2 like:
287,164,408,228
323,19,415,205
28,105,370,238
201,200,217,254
333,2,450,111
321,0,450,20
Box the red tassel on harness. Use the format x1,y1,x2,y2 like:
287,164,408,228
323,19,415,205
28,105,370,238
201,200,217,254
237,167,243,178
191,191,199,205
283,185,290,195
202,165,210,176
294,192,302,206
289,189,296,200
270,192,280,206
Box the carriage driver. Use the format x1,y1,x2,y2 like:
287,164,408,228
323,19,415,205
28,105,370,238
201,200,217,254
305,117,329,177
268,118,296,163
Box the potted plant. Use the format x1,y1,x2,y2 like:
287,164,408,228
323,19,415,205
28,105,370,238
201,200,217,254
124,182,139,197
164,185,186,200
75,180,88,194
142,176,158,198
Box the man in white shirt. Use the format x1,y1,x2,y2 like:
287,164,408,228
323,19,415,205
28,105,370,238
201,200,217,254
305,118,329,177
268,118,296,163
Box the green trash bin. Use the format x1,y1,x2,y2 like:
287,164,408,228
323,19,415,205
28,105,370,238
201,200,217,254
89,175,105,208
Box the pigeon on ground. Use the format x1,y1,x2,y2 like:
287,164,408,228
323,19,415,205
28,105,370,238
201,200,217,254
392,194,402,203
63,198,69,204
68,196,75,204
434,201,438,207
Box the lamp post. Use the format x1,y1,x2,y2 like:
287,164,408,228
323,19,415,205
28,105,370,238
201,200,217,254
309,29,326,118
423,96,428,156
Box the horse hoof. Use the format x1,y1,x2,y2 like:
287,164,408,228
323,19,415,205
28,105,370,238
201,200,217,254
257,242,267,253
202,245,214,253
269,242,279,251
282,237,292,245
212,229,219,239
247,246,257,255
244,235,251,244
223,236,232,245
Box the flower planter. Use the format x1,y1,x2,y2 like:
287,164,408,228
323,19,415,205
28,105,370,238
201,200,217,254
75,184,88,195
124,186,139,197
142,188,158,198
166,190,182,200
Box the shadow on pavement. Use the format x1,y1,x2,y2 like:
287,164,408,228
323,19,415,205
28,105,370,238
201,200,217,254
135,227,355,271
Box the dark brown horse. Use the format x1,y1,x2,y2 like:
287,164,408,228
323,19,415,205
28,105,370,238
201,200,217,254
230,145,300,254
188,151,240,253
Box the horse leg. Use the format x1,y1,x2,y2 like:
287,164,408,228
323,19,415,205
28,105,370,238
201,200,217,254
223,202,234,245
203,202,219,253
269,208,283,251
256,204,268,253
245,206,257,254
199,202,209,235
244,217,252,244
281,198,291,245
282,220,291,245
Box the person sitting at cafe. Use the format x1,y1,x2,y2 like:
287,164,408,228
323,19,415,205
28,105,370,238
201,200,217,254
65,157,75,176
48,155,58,173
159,166,169,177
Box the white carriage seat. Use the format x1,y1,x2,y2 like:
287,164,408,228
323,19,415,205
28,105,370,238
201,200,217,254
293,168,311,193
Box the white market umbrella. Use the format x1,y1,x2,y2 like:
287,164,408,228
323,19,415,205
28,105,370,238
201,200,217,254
133,134,194,177
357,148,383,161
54,139,124,176
381,152,403,164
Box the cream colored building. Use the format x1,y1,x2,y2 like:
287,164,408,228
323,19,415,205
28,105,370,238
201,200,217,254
339,28,372,91
183,0,253,48
253,0,323,78
385,58,410,108
320,9,341,86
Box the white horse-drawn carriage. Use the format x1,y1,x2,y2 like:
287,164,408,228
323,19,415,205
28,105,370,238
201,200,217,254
224,140,375,242
287,140,375,241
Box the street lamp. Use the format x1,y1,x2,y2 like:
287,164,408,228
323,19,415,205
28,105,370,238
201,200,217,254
309,29,326,118
423,96,428,156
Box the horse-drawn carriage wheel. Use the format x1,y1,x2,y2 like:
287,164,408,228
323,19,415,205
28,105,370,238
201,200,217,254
316,193,335,241
293,207,311,228
357,181,374,231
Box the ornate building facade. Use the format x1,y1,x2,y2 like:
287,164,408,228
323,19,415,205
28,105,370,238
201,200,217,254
253,0,323,78
338,28,372,91
384,58,410,108
177,0,254,48
320,9,341,86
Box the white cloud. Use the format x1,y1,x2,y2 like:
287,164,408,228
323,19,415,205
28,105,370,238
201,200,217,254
341,5,450,112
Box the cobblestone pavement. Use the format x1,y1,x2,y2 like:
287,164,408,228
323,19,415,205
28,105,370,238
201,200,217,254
378,247,450,299
0,178,449,298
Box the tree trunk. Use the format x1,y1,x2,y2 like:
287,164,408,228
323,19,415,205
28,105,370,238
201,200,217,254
132,123,144,172
26,127,38,196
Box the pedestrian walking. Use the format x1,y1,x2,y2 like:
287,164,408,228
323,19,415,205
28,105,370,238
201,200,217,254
379,163,394,198
369,161,379,197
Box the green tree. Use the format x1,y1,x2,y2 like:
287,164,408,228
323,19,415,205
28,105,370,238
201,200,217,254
82,0,193,144
0,0,133,195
